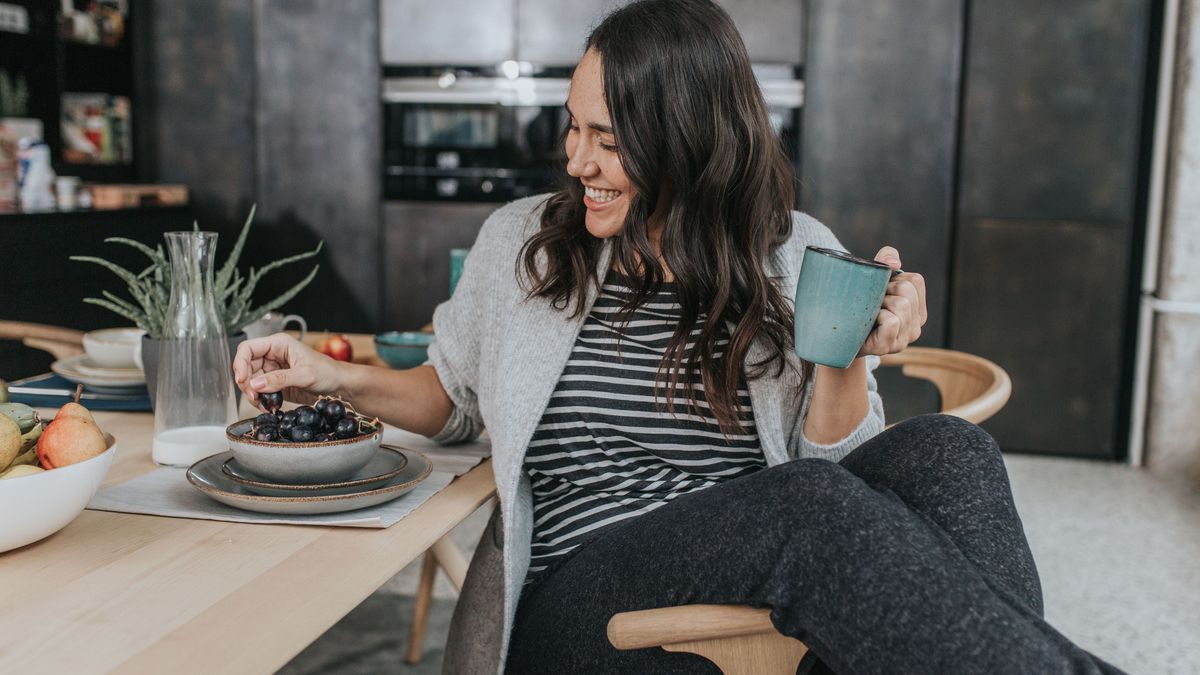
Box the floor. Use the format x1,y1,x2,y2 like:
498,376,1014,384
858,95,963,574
280,454,1200,674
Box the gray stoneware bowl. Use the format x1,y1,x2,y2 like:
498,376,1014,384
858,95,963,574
225,418,383,484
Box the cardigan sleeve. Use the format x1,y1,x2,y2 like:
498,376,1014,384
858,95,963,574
424,209,505,444
424,197,547,444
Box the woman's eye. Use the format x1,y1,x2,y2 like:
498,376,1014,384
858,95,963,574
600,142,618,152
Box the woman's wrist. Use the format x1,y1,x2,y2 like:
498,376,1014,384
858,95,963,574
331,360,370,400
804,358,870,444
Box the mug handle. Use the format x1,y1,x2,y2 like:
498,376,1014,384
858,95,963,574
282,315,307,341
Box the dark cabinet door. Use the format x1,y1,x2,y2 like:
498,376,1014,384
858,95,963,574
382,201,501,331
801,0,965,421
382,0,515,65
950,0,1151,459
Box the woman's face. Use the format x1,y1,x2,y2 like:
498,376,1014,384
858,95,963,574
565,49,633,239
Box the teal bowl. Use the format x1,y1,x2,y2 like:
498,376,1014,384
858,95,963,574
374,331,435,369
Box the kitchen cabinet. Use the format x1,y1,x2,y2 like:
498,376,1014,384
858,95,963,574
949,0,1151,459
951,218,1134,458
381,0,515,65
0,206,194,381
382,0,805,67
516,0,625,65
801,0,964,421
720,0,805,64
383,202,501,330
256,0,382,333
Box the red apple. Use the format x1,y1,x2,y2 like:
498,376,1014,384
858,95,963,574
315,333,353,362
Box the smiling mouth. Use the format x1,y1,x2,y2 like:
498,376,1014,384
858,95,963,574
584,186,622,203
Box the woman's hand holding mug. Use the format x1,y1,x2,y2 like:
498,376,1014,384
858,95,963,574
232,333,346,410
857,246,927,358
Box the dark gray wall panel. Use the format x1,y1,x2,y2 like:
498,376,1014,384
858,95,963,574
382,0,514,65
721,0,805,64
802,0,964,352
951,218,1129,458
516,0,625,65
256,0,382,331
383,202,500,330
143,0,256,229
958,0,1150,223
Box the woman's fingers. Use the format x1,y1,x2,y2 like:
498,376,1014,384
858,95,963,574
874,246,902,270
249,364,314,396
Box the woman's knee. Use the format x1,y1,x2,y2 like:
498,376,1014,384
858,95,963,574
755,459,866,511
889,414,1002,466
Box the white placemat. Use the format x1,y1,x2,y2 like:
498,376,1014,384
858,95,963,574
86,427,491,528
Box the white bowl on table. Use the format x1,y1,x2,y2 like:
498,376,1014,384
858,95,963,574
0,435,117,554
82,328,145,369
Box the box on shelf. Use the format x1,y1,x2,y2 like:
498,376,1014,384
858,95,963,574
87,184,188,209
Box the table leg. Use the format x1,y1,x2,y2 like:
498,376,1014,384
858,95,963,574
406,550,439,664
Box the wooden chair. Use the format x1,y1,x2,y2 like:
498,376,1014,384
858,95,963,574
607,346,1012,674
0,321,86,361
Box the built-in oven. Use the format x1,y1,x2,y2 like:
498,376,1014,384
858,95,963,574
382,65,572,201
381,64,805,202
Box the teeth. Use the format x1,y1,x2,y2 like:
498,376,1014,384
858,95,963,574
584,186,621,203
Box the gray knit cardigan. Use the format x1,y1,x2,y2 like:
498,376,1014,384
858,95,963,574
426,195,885,671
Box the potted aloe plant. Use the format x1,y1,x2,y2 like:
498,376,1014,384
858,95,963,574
71,206,322,403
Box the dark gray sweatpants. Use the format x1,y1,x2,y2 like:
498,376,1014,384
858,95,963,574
505,414,1124,674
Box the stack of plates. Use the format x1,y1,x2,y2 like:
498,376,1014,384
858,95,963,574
186,445,432,515
51,355,146,393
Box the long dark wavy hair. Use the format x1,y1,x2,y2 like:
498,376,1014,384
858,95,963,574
519,0,801,434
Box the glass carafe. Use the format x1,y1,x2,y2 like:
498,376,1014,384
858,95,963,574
152,231,238,467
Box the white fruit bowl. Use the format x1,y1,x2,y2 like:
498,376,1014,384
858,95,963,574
0,434,116,554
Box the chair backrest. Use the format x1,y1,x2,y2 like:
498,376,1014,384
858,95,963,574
878,346,1011,425
0,321,85,361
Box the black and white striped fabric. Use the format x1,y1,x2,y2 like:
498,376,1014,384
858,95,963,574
524,271,765,583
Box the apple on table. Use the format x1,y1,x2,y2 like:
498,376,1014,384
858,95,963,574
315,333,353,362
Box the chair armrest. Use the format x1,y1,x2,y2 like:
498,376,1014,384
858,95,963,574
608,604,777,650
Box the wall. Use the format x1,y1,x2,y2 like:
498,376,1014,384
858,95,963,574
1148,0,1200,481
139,0,381,332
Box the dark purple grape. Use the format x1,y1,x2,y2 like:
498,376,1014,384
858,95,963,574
315,432,335,442
323,400,346,422
278,412,296,436
259,391,283,412
314,398,329,416
254,413,276,428
334,417,358,439
294,406,319,428
289,425,314,442
254,427,278,442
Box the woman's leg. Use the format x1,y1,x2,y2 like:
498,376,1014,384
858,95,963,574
505,458,1121,675
838,414,1043,614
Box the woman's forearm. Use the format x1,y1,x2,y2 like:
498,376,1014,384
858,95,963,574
803,358,869,444
337,363,455,437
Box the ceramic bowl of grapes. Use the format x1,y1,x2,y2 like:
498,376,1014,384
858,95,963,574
225,395,383,484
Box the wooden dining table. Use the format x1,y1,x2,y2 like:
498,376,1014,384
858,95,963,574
0,333,496,674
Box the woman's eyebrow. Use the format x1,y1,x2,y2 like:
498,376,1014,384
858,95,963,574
563,103,614,134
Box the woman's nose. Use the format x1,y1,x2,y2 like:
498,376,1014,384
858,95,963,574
567,147,599,177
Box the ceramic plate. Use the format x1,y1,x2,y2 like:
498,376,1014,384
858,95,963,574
51,354,146,389
220,446,409,497
72,356,143,378
186,447,432,515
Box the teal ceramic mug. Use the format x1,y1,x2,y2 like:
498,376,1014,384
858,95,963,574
793,246,896,368
449,248,470,295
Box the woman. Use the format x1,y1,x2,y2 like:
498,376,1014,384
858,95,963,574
233,1,1121,672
